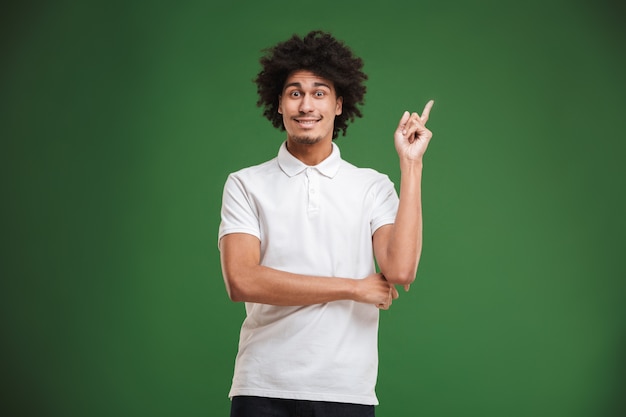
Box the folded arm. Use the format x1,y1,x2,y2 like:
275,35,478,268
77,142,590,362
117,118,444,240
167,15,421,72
219,232,398,308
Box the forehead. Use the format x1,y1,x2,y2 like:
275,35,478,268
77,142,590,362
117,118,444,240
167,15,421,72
283,70,335,91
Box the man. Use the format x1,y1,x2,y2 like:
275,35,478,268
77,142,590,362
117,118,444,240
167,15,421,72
218,30,434,417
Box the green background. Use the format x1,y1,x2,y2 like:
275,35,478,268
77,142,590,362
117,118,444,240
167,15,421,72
2,0,625,416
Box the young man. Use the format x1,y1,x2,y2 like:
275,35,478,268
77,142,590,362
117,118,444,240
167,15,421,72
218,30,434,417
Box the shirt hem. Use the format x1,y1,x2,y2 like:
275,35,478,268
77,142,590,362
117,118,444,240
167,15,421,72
218,227,260,245
228,388,379,406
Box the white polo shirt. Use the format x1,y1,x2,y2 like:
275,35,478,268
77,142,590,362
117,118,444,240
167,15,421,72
218,141,399,405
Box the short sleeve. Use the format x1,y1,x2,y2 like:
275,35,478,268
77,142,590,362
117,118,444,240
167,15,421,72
370,175,399,234
218,173,261,245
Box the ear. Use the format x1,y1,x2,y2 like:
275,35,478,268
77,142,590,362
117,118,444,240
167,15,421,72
278,96,283,114
335,96,343,116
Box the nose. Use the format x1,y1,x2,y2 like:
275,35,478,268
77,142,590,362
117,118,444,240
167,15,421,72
299,93,314,113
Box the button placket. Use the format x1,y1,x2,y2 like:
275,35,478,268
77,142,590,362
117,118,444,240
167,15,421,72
306,167,320,213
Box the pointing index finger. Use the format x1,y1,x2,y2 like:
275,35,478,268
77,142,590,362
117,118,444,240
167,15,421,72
420,100,434,124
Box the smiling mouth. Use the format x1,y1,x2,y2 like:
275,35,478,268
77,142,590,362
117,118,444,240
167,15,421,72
294,118,320,127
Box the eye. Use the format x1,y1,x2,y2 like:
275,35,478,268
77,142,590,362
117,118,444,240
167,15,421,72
289,91,301,98
314,90,325,97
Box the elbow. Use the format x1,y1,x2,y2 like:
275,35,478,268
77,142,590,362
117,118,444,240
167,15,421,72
382,252,421,286
225,285,243,303
382,265,418,286
386,271,416,286
223,273,248,303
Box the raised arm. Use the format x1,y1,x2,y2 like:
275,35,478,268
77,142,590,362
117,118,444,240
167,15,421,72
373,100,434,289
220,232,398,308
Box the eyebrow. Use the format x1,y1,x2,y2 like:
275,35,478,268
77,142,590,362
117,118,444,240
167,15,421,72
284,82,332,89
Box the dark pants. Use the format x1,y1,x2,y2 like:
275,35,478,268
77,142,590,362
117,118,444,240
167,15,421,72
231,395,375,417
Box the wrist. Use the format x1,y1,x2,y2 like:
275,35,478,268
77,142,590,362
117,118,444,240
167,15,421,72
348,278,360,302
399,159,424,173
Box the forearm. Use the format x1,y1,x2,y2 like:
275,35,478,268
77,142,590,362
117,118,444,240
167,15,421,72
224,262,358,306
220,233,394,306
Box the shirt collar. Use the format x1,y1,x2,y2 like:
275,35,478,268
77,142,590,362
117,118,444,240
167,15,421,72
277,141,341,178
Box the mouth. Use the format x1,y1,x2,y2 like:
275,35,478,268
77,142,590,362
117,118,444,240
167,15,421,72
294,118,321,128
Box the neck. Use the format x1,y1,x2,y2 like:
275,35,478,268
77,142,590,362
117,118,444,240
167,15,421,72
286,138,333,166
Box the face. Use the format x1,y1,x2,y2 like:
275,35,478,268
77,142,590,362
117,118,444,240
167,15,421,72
278,70,343,145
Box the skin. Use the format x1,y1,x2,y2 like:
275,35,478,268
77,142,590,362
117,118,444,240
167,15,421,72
220,70,434,310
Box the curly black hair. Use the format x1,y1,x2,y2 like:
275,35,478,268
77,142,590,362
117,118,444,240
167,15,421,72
255,30,368,139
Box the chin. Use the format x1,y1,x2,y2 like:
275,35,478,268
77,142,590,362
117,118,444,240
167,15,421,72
291,135,323,145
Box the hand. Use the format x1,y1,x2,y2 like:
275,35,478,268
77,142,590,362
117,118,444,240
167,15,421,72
354,273,400,310
394,100,434,162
